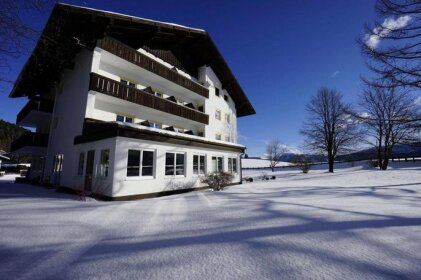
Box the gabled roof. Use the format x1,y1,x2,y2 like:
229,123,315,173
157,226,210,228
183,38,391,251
10,3,255,117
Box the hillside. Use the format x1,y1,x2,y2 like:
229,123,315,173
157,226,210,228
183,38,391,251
0,120,29,152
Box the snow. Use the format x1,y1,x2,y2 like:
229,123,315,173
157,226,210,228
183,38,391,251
60,3,206,33
1,162,421,279
242,158,290,169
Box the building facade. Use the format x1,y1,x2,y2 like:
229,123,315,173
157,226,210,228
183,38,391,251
10,4,255,199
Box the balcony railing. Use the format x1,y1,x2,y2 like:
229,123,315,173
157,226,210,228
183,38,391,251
89,73,209,125
11,132,49,152
16,98,54,125
96,37,209,99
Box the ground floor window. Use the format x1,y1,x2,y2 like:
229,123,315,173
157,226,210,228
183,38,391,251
127,149,154,177
212,156,223,172
99,149,109,177
166,152,185,176
228,157,238,173
78,152,85,175
193,155,206,175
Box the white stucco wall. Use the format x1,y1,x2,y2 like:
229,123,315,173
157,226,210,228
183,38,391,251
198,66,237,143
43,49,94,186
112,137,241,197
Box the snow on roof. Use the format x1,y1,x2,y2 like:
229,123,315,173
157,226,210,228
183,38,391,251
59,3,206,33
116,121,245,149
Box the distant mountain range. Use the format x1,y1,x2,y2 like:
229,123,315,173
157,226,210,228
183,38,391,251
252,142,421,163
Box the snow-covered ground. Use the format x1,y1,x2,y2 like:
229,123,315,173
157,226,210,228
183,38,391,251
242,158,290,169
1,162,421,279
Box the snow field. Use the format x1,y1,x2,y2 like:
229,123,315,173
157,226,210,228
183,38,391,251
0,162,420,279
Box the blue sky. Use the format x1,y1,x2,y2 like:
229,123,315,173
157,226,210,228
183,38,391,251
0,0,378,156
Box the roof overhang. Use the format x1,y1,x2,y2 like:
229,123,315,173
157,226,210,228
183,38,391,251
10,3,255,117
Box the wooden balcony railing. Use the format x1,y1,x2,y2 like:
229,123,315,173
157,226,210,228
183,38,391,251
16,98,54,125
97,37,209,98
89,73,209,125
11,132,49,152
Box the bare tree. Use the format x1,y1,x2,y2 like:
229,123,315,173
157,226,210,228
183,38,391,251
265,139,288,172
356,82,420,170
0,0,53,84
301,87,360,173
359,0,421,89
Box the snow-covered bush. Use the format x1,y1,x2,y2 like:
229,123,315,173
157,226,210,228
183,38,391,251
202,172,233,191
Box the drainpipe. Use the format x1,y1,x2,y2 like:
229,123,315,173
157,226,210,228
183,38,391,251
239,151,244,184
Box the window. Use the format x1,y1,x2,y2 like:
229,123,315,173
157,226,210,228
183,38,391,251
224,95,229,101
215,110,221,120
198,132,204,137
193,155,206,175
52,154,63,172
127,150,154,177
225,136,230,142
225,114,231,124
99,149,109,177
78,152,85,175
228,158,238,173
198,106,204,112
149,122,161,129
116,114,133,123
216,134,222,141
165,152,185,176
215,87,220,96
212,156,223,172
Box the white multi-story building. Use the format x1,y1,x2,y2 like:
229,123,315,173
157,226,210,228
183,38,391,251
10,4,255,200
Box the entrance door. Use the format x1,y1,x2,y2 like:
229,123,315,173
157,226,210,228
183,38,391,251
84,150,95,192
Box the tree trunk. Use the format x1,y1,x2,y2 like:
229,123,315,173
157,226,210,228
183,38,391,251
381,157,390,170
377,147,382,169
328,157,334,173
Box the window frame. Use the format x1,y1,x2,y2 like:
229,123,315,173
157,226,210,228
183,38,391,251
215,110,221,120
228,157,238,173
165,152,186,176
215,87,220,97
193,154,206,175
212,156,224,172
216,134,222,141
116,114,134,124
149,121,162,129
126,149,155,179
98,149,110,177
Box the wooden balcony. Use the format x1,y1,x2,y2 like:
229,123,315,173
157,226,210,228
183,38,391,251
16,98,54,125
89,73,209,125
96,37,209,98
11,132,49,152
